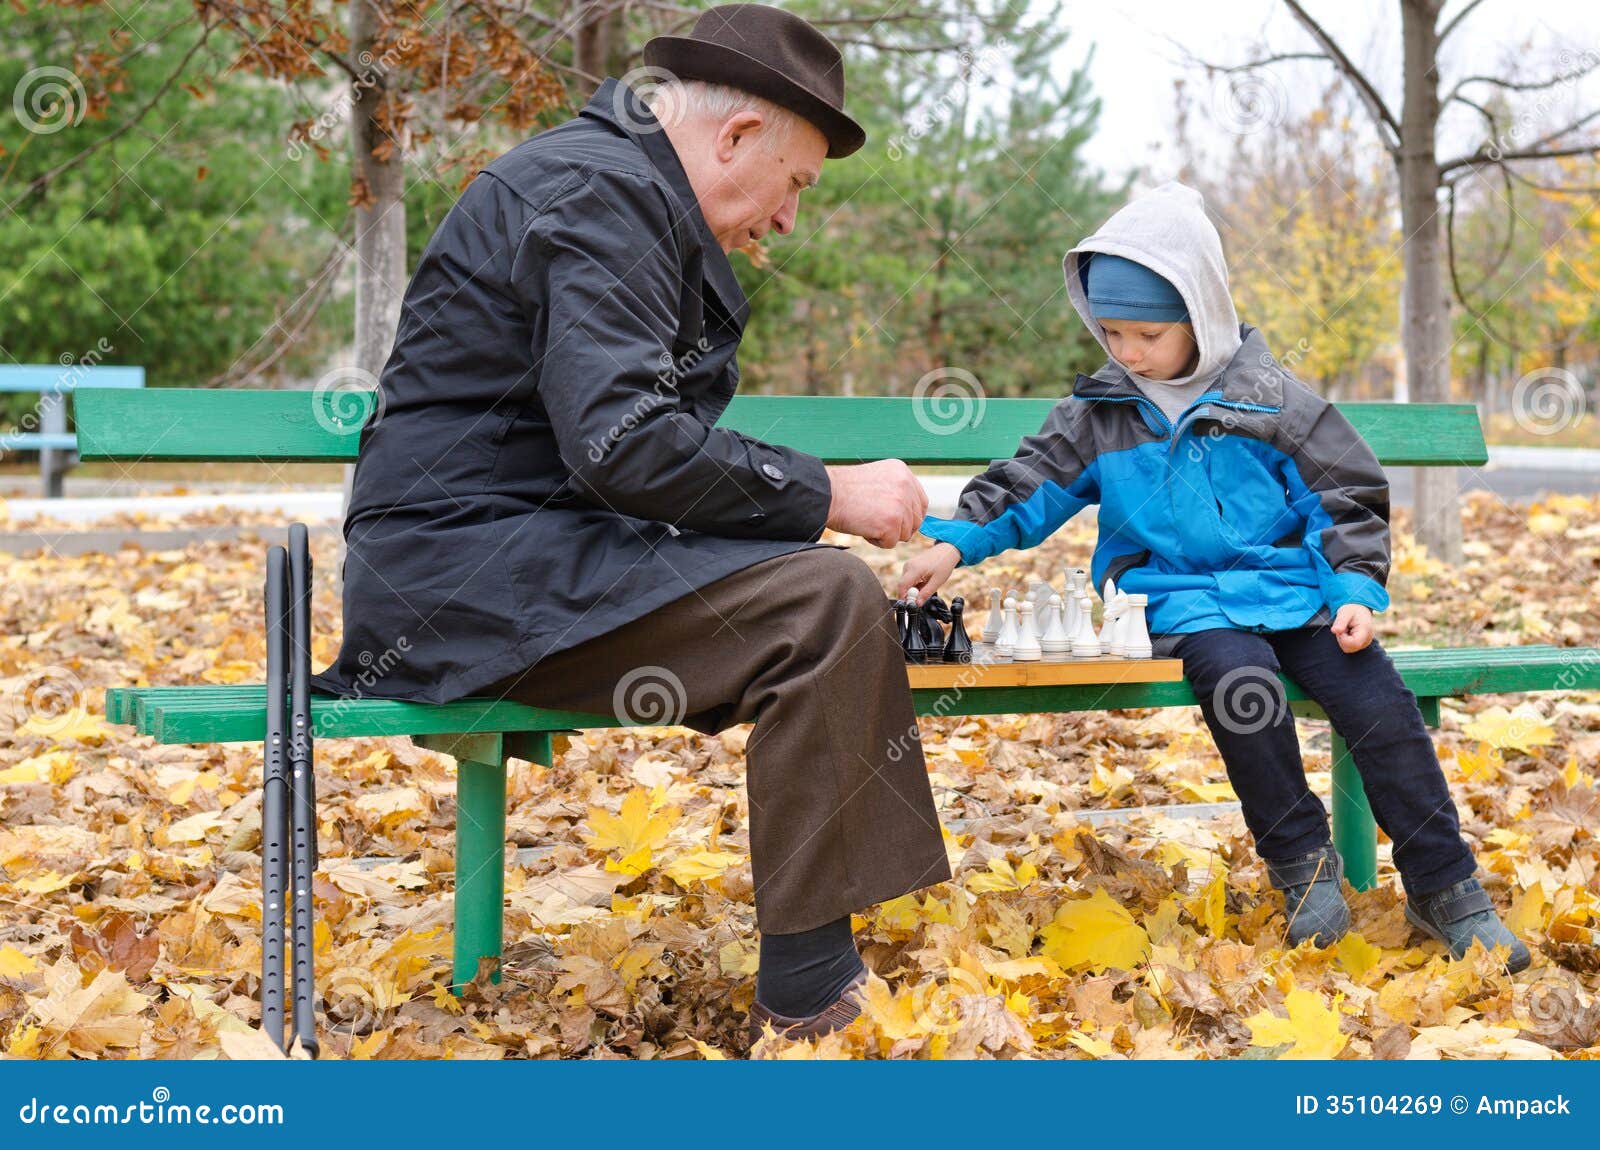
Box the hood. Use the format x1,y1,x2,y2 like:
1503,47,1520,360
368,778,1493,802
1064,181,1243,390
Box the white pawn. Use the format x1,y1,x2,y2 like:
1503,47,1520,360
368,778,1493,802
980,587,1003,644
1013,601,1043,661
1071,593,1100,657
994,595,1019,660
1121,593,1152,659
1040,592,1072,657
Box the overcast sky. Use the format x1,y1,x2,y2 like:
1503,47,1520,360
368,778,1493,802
1057,0,1600,181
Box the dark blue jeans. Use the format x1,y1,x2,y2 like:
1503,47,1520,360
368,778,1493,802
1168,626,1477,898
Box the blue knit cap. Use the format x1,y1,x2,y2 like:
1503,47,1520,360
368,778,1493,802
1084,253,1189,323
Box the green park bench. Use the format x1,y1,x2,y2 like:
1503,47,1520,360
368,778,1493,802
76,386,1600,991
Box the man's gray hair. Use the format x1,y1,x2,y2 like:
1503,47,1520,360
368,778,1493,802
643,78,801,152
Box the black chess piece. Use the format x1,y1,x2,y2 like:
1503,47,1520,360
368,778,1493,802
942,596,974,664
919,593,948,650
902,594,932,664
891,595,909,646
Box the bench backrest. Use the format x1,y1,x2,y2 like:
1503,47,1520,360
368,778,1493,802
72,388,1488,467
0,366,146,393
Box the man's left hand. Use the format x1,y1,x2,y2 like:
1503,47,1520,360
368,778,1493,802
1331,603,1375,653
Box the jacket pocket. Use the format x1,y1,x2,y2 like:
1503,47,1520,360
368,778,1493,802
1105,549,1151,589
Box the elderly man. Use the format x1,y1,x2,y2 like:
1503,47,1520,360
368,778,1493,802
312,5,950,1039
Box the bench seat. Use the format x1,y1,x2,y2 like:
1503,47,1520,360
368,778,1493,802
108,645,1600,744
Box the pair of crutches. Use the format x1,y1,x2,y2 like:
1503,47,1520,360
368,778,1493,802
261,524,319,1057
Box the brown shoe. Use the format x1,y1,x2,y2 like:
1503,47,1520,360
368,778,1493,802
747,969,869,1045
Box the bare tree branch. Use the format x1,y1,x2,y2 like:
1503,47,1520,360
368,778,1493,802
1502,163,1600,196
1438,0,1488,45
1442,141,1600,175
1445,172,1525,355
1280,0,1402,151
1444,54,1600,106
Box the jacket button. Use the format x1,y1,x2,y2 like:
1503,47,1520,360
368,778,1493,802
761,463,784,481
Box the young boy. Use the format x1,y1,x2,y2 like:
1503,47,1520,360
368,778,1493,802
899,182,1529,971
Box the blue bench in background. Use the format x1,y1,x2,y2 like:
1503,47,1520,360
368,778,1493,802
0,365,146,496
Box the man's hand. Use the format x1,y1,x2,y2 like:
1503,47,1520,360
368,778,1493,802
824,460,928,549
1331,603,1375,653
897,542,961,605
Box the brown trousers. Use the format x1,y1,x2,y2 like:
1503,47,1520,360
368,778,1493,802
485,546,952,933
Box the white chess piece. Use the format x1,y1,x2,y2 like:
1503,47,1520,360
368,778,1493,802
980,587,1002,644
1108,600,1130,657
1121,593,1152,658
995,595,1019,659
1028,580,1055,615
1013,601,1043,661
1041,593,1072,657
1099,592,1124,655
1071,593,1100,657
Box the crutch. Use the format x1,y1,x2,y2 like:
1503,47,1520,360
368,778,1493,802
260,545,290,1050
287,522,319,1058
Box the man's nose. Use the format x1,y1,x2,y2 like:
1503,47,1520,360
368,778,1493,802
771,192,799,235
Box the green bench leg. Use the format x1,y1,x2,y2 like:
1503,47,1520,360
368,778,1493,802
1329,729,1378,891
442,731,555,994
453,755,508,992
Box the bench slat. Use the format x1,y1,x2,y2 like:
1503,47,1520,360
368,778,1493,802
0,366,145,393
73,388,1489,467
112,645,1600,745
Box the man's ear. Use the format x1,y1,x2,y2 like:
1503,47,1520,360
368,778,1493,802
714,109,767,162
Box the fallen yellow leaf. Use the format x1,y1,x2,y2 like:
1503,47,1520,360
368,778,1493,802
1039,888,1150,973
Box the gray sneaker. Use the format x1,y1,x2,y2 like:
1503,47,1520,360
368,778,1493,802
1265,844,1350,948
1405,876,1532,973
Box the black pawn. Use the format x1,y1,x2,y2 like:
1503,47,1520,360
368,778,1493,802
902,595,932,664
891,596,909,645
943,596,974,664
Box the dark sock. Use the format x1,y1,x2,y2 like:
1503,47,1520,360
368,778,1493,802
755,916,865,1018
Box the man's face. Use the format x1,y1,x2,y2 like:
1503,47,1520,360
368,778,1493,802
677,110,828,252
1099,320,1198,382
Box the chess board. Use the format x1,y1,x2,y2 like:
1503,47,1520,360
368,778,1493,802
905,655,1183,689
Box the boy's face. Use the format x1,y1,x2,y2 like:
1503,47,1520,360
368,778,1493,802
1099,320,1198,382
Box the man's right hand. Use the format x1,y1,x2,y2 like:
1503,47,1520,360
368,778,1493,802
824,460,928,549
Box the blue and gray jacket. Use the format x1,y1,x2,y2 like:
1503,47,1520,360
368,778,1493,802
918,324,1392,639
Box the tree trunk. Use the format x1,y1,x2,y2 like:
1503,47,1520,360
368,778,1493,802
574,3,626,95
342,0,408,593
1397,0,1462,564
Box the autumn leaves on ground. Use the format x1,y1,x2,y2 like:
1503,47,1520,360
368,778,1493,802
0,491,1597,1060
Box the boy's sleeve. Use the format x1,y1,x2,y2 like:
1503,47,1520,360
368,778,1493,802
919,401,1099,566
1280,400,1392,613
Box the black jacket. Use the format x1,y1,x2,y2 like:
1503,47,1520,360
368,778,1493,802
312,80,834,704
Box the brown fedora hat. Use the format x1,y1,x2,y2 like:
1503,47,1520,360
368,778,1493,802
642,4,865,158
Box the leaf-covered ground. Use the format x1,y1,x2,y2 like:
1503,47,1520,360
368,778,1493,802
0,491,1596,1060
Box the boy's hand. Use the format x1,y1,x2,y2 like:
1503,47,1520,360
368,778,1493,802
1331,604,1375,653
897,541,961,605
